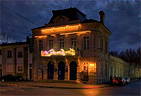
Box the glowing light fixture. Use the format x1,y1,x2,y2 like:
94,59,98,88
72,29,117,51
89,63,96,72
41,24,82,35
41,48,75,57
35,36,47,39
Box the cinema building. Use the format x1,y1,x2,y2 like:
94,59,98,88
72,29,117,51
32,8,111,84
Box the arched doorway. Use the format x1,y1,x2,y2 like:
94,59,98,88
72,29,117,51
70,61,77,80
58,61,65,80
47,61,54,80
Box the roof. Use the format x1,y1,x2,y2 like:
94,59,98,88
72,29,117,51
0,42,27,47
32,8,111,35
32,19,98,31
52,8,86,16
48,8,87,24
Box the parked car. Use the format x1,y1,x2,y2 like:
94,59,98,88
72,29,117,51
112,77,125,86
0,75,24,82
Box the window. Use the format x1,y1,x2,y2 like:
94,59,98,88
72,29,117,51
18,66,23,72
0,64,2,68
105,40,108,53
29,64,32,68
83,36,89,49
59,38,64,49
7,50,12,58
18,51,23,58
0,50,1,55
39,40,43,51
100,39,103,50
71,37,77,48
49,40,53,49
93,38,96,48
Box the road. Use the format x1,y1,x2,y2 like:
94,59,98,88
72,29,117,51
0,80,141,96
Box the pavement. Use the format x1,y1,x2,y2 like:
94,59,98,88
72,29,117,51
0,80,110,89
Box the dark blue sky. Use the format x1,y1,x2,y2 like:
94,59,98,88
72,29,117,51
0,0,141,51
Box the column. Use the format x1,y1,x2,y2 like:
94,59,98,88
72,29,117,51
54,60,58,80
76,57,81,82
65,58,69,80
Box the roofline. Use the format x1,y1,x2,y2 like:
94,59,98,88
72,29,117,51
52,8,86,17
32,19,98,31
0,42,27,46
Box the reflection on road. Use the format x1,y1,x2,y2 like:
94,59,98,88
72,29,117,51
81,89,100,96
0,81,140,96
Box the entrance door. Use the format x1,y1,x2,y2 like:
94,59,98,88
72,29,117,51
58,61,65,80
47,61,54,80
70,61,77,80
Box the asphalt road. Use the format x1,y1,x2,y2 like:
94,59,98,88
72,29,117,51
0,80,141,96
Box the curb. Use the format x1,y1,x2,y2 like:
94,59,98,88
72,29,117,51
32,85,110,89
0,83,110,89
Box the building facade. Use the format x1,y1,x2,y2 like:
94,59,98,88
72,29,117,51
0,42,33,80
0,8,140,84
32,8,111,84
109,56,129,78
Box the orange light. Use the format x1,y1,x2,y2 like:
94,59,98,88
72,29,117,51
89,63,96,72
41,24,82,35
60,30,91,35
89,63,96,68
35,36,47,39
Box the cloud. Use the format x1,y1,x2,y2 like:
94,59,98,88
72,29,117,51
0,0,140,51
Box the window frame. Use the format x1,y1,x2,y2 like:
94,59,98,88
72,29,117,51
83,36,89,50
7,50,12,58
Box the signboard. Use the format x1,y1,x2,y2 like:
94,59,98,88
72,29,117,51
41,48,75,57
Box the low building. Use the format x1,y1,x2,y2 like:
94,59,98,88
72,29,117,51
0,42,33,80
109,56,129,78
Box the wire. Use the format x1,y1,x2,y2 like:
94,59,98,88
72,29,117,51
2,5,39,26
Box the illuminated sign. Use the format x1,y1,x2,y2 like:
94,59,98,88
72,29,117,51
41,24,82,35
35,36,47,39
41,48,75,57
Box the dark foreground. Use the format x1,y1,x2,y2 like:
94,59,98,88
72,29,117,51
0,80,141,96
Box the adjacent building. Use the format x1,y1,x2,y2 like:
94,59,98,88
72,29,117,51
0,42,33,80
109,56,129,78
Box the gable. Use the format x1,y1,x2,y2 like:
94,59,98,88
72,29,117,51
48,8,87,24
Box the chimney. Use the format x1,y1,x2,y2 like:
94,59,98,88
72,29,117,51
99,11,105,24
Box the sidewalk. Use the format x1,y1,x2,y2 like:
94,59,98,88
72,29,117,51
0,81,110,89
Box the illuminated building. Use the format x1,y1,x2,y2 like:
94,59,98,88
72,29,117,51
32,8,111,84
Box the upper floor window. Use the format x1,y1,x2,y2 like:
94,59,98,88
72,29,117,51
49,40,53,49
18,66,23,72
100,39,103,50
0,50,1,55
18,51,23,58
105,40,108,53
39,40,43,51
71,37,77,49
93,38,96,48
59,38,64,49
29,64,32,68
83,36,89,50
7,50,12,58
